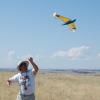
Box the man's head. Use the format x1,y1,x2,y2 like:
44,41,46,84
17,61,29,72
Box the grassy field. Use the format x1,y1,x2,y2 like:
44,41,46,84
0,72,100,100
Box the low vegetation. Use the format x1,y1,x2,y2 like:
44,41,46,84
0,72,100,100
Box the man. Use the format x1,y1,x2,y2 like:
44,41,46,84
7,57,39,100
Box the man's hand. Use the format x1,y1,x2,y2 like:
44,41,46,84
7,80,11,86
28,57,33,64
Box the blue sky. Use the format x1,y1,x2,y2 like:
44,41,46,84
0,0,100,69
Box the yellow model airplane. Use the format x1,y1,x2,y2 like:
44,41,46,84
53,12,76,32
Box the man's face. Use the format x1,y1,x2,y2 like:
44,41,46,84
19,63,28,72
20,66,27,72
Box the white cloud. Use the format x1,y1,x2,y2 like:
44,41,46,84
19,54,33,61
0,51,39,68
6,50,18,66
0,46,90,68
51,46,90,60
34,54,45,61
52,50,67,58
7,50,16,61
67,46,90,60
97,53,100,57
0,50,17,67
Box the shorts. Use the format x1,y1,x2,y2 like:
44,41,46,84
16,93,35,100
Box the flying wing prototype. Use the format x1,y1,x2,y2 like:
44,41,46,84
53,12,76,32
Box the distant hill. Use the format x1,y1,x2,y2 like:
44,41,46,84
0,68,16,72
1,68,100,75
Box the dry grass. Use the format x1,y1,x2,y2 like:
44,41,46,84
0,72,100,100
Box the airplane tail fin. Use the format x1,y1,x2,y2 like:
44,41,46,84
73,19,76,23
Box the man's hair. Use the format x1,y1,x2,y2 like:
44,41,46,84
20,62,28,67
18,62,28,71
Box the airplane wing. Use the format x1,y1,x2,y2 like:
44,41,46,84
56,15,71,23
68,23,76,32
